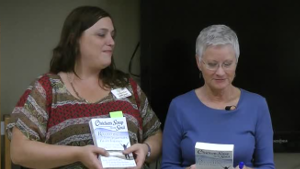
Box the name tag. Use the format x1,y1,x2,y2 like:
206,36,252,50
111,88,132,99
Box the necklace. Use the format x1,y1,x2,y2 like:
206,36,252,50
67,73,90,103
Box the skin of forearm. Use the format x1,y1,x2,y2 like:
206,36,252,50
11,128,81,169
143,129,162,163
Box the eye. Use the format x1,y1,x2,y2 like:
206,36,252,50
208,63,218,67
223,62,232,67
98,33,106,37
223,61,234,68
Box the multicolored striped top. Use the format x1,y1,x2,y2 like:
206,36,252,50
6,73,161,169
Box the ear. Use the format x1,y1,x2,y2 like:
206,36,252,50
195,55,202,71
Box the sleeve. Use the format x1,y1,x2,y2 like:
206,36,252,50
6,74,52,142
161,100,185,169
254,98,275,169
129,78,161,141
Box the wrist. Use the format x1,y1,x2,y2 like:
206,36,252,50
143,142,151,158
73,146,82,162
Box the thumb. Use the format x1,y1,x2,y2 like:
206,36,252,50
123,144,138,154
94,147,109,157
190,164,196,169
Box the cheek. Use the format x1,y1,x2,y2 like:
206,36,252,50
202,71,214,79
227,71,236,79
80,39,93,50
94,38,105,46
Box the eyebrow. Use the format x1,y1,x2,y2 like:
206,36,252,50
205,60,234,63
98,28,115,32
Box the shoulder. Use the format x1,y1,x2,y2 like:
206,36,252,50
124,77,138,92
111,69,130,87
166,91,197,124
172,90,196,102
171,90,196,107
29,73,60,91
240,88,267,104
33,73,60,82
239,89,270,117
128,77,138,86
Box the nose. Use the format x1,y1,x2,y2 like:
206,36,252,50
107,34,115,46
215,65,226,76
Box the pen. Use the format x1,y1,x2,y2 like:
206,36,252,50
239,162,244,169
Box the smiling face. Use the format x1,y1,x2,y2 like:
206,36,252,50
77,17,115,71
196,44,237,91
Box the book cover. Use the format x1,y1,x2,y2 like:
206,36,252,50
89,117,136,168
195,142,234,169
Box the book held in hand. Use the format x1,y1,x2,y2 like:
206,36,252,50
195,142,234,169
89,117,136,168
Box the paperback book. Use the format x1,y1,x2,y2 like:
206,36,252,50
195,142,234,169
89,117,136,168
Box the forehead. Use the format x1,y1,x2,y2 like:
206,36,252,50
203,45,235,61
86,17,114,32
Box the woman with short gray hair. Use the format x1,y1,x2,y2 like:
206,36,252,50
161,25,274,169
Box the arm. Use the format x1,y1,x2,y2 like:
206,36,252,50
161,100,186,169
8,75,107,168
144,129,162,163
11,127,108,169
253,99,275,169
123,81,162,168
124,129,162,169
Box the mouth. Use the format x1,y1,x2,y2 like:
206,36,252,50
103,50,113,54
214,78,226,82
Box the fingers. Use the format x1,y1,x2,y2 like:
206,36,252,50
93,146,109,157
122,144,146,169
135,155,144,169
79,146,104,169
190,164,196,169
125,159,143,169
126,149,144,169
234,165,249,169
90,158,103,169
185,164,196,169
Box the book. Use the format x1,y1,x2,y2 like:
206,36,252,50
195,142,234,169
89,117,136,168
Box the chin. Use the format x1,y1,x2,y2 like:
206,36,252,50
102,58,112,65
102,62,112,69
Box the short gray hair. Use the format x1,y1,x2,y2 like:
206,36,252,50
195,25,240,62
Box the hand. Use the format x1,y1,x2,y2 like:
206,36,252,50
77,145,109,169
234,165,254,169
122,143,148,169
185,164,196,169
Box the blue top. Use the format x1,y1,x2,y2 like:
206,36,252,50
161,89,274,169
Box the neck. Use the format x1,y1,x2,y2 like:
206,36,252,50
73,62,101,82
202,84,236,102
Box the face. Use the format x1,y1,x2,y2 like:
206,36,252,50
78,17,115,70
196,45,237,91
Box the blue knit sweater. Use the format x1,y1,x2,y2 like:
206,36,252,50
161,89,274,169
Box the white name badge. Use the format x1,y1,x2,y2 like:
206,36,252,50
111,88,132,99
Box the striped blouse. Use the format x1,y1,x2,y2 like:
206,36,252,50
7,73,161,169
